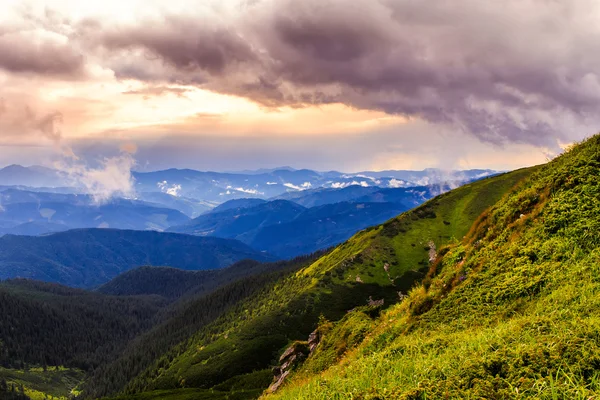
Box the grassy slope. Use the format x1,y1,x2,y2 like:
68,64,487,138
312,167,534,290
121,168,533,399
266,135,600,399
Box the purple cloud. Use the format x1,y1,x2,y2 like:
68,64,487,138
0,30,85,78
8,0,600,146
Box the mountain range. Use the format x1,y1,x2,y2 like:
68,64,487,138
169,198,420,258
0,167,489,264
0,165,67,187
0,229,272,288
4,134,598,400
0,164,495,204
0,189,190,236
0,142,537,399
132,167,495,202
273,183,447,207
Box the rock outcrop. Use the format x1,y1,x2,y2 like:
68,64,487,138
268,330,321,393
307,328,320,353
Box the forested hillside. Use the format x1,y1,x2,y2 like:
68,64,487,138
0,255,320,399
0,280,166,370
97,258,318,301
83,254,323,398
0,229,272,288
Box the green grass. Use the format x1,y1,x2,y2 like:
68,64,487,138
325,167,535,290
265,134,600,399
0,367,85,399
116,167,533,398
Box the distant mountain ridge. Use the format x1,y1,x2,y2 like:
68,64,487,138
243,201,409,257
211,198,267,213
169,189,440,257
0,229,273,288
0,188,190,235
272,184,448,208
132,167,496,203
0,164,495,205
169,200,307,239
0,164,66,187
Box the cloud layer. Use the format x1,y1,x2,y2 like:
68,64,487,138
0,0,599,171
56,145,137,204
75,0,600,145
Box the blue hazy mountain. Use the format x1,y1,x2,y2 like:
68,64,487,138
0,165,67,187
0,228,273,288
168,200,306,238
241,201,410,258
272,184,450,208
168,194,428,258
132,167,496,203
0,188,190,235
134,191,214,217
211,198,268,213
0,165,496,206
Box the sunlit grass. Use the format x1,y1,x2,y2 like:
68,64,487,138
266,135,600,399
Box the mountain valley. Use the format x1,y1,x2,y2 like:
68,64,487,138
1,137,599,400
0,148,547,399
1,2,595,398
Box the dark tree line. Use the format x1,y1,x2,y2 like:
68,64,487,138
0,251,326,399
0,280,166,371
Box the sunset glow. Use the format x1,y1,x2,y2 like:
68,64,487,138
1,0,599,171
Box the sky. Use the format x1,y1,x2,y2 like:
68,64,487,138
0,0,599,172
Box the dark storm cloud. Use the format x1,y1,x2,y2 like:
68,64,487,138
0,31,85,77
252,0,600,144
66,0,600,144
93,15,259,77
